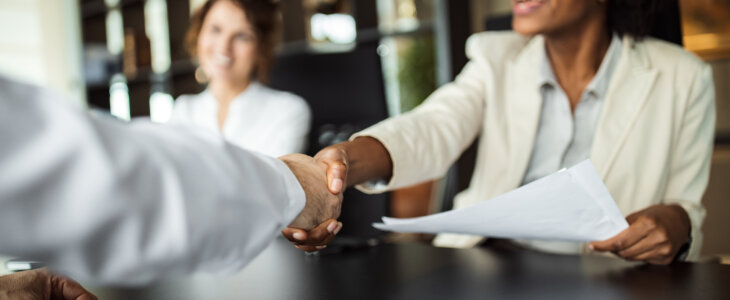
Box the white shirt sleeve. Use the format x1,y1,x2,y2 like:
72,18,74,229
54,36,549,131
0,77,305,285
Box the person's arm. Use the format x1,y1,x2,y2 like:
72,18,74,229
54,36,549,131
0,78,339,284
590,64,715,264
319,136,394,191
283,35,493,248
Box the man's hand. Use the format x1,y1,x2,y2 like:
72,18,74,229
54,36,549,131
280,148,349,251
589,204,691,265
0,268,97,300
280,154,343,234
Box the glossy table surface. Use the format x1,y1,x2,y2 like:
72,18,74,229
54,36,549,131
90,238,730,299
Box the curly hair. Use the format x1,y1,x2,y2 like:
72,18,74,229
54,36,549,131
607,0,667,39
186,0,280,83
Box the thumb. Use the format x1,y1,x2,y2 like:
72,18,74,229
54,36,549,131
50,273,98,300
326,161,347,194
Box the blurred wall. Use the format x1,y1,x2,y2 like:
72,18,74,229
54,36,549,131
0,0,85,107
702,147,730,258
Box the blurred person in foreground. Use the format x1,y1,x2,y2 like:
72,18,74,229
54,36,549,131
169,0,311,158
0,76,341,286
286,0,715,264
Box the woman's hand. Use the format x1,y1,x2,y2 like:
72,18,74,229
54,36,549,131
0,268,97,300
589,204,691,265
281,219,342,252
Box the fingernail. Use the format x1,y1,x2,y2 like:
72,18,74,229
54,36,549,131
327,221,338,233
316,245,327,250
293,232,305,240
588,244,595,251
331,178,343,193
334,222,343,235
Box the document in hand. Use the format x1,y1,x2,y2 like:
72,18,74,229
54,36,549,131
373,160,629,242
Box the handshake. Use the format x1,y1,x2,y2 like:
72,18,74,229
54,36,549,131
278,147,350,252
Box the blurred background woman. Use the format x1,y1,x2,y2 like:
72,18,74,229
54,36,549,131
170,0,311,157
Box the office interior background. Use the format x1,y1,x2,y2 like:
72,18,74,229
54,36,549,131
0,0,728,264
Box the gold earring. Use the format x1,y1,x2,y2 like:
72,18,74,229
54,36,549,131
195,66,208,84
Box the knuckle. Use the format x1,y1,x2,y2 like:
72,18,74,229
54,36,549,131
643,219,657,230
614,240,624,249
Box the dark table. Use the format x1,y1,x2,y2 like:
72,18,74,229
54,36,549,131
90,238,730,299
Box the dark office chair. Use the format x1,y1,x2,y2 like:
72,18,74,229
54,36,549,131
441,1,684,213
269,40,390,239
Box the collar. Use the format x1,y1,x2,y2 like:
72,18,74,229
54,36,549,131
538,33,622,100
202,81,263,107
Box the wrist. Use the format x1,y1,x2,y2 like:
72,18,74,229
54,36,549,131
665,204,692,261
674,234,692,262
342,137,393,185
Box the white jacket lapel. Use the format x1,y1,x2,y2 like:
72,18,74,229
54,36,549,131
591,36,659,177
505,36,544,188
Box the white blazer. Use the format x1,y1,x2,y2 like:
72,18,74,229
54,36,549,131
354,31,715,261
0,77,305,284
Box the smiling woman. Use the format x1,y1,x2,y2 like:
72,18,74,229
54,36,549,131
168,0,312,158
285,0,716,265
186,0,278,85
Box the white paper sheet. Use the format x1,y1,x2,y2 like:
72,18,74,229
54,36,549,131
373,160,629,242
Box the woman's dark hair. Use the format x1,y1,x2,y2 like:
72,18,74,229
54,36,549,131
186,0,279,83
607,0,667,39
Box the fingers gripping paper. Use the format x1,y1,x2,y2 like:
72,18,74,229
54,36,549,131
373,160,629,242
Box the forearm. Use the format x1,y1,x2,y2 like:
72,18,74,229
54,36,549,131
333,137,393,187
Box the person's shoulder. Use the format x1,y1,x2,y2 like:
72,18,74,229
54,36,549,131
257,84,310,113
169,92,208,122
465,31,533,62
0,76,49,99
174,92,206,107
0,75,66,110
637,37,709,74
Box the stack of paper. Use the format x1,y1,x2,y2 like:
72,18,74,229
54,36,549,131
373,160,628,242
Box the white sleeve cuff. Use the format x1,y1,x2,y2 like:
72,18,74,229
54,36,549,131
270,158,306,225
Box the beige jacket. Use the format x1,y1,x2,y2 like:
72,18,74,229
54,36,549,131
353,31,715,261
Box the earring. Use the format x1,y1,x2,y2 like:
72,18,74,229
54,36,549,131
195,66,208,84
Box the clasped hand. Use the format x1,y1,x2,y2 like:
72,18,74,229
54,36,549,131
280,152,347,251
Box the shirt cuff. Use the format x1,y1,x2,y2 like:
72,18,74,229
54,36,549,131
672,201,704,261
271,158,307,225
